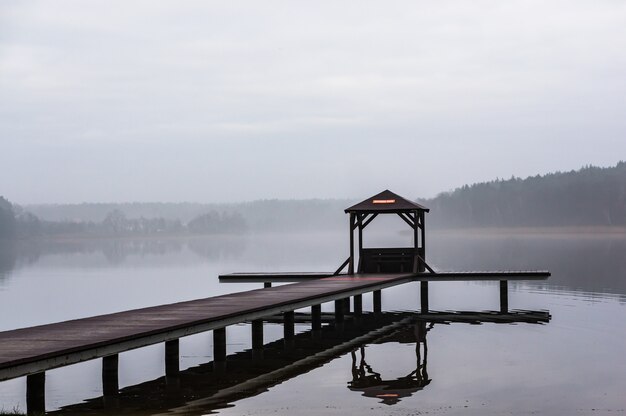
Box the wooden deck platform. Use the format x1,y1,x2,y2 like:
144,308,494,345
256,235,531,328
0,273,413,382
219,270,551,282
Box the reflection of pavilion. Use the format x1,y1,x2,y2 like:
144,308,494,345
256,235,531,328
349,321,433,405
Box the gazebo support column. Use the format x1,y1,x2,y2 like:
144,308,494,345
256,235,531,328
349,213,355,274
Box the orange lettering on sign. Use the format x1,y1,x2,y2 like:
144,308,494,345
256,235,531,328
372,199,396,204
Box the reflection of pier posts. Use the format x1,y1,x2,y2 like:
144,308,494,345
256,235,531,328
500,280,509,313
420,282,429,313
373,290,381,313
213,327,227,368
26,372,45,416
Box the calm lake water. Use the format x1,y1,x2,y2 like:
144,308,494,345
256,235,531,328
1,230,625,415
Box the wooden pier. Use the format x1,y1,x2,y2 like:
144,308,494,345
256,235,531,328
0,190,551,414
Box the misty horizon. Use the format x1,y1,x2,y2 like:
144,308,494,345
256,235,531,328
7,160,622,206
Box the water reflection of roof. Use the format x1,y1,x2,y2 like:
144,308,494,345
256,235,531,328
349,377,431,405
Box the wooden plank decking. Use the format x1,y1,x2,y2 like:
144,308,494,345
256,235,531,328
0,273,413,381
219,270,551,282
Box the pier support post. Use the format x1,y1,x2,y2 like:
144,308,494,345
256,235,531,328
165,339,179,377
373,290,382,313
344,297,351,314
284,311,295,339
420,282,429,313
252,319,264,350
26,372,45,416
213,327,227,366
353,294,363,315
500,280,509,313
102,354,119,397
334,299,345,323
311,304,322,331
284,310,295,348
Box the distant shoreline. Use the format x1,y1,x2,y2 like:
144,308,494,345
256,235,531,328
430,226,626,236
5,225,626,243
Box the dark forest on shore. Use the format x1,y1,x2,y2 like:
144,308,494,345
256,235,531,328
2,162,625,240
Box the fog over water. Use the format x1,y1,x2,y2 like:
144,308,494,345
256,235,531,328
2,1,626,204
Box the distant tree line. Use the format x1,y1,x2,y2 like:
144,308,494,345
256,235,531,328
422,161,626,228
3,161,626,239
0,197,17,239
0,201,248,239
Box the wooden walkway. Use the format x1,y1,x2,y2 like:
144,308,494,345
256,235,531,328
0,273,413,382
219,270,551,282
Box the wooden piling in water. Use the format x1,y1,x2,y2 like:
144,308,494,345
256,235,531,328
334,299,344,323
353,294,363,315
102,354,119,397
252,320,264,350
311,304,322,330
26,372,45,416
500,280,509,313
165,339,179,378
213,328,227,363
420,281,429,313
373,290,382,313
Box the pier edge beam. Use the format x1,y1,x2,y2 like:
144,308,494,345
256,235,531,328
26,372,45,416
373,290,382,313
500,280,509,313
311,304,322,331
213,327,227,364
252,319,264,350
102,354,119,397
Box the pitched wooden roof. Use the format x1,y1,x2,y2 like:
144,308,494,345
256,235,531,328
345,190,429,213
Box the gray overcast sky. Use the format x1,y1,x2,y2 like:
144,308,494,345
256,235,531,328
1,1,625,204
